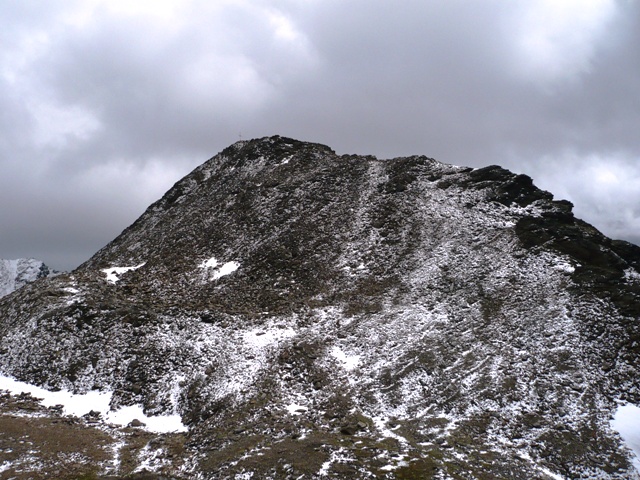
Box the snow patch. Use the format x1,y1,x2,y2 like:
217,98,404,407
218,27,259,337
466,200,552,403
625,268,640,283
215,261,240,279
372,416,409,445
0,374,186,433
285,403,308,415
200,258,219,269
105,405,186,433
0,373,111,416
101,263,145,284
234,472,254,480
243,326,296,349
380,458,409,471
279,155,293,165
538,466,566,480
318,459,331,476
612,404,640,471
330,346,360,371
551,259,575,274
199,257,239,280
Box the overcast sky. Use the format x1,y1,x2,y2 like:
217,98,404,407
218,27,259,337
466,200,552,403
1,0,639,270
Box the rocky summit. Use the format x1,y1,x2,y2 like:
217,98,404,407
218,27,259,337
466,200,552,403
1,135,639,479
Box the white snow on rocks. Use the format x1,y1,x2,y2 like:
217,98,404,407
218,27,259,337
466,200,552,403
200,258,219,269
279,155,293,165
133,442,173,473
215,261,239,279
625,268,640,283
518,451,566,480
611,404,640,471
317,448,355,477
0,373,110,416
101,263,145,284
285,403,308,415
379,454,410,472
199,257,239,280
0,374,186,433
330,346,360,371
105,404,185,433
372,416,409,446
243,326,296,349
551,258,576,274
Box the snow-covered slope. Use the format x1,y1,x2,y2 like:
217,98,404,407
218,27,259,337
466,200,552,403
0,258,58,298
0,136,639,479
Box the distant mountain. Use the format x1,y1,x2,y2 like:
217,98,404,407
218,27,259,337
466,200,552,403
0,136,639,479
0,258,59,298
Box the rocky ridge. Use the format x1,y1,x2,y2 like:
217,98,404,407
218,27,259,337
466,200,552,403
0,136,639,479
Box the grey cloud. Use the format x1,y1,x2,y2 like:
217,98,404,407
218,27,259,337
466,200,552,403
0,0,638,270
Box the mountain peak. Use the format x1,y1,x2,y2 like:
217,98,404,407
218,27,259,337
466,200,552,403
0,257,59,298
1,138,639,478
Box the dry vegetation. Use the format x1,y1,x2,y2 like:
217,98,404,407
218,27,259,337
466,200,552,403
0,391,188,479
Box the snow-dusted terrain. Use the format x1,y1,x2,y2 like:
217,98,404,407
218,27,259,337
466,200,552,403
0,136,639,479
0,258,58,297
0,374,185,433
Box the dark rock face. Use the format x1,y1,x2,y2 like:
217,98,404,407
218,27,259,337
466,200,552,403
1,136,639,479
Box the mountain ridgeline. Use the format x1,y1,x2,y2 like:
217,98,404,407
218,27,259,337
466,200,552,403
1,136,639,479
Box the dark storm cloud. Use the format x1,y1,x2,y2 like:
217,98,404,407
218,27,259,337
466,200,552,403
1,0,638,270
